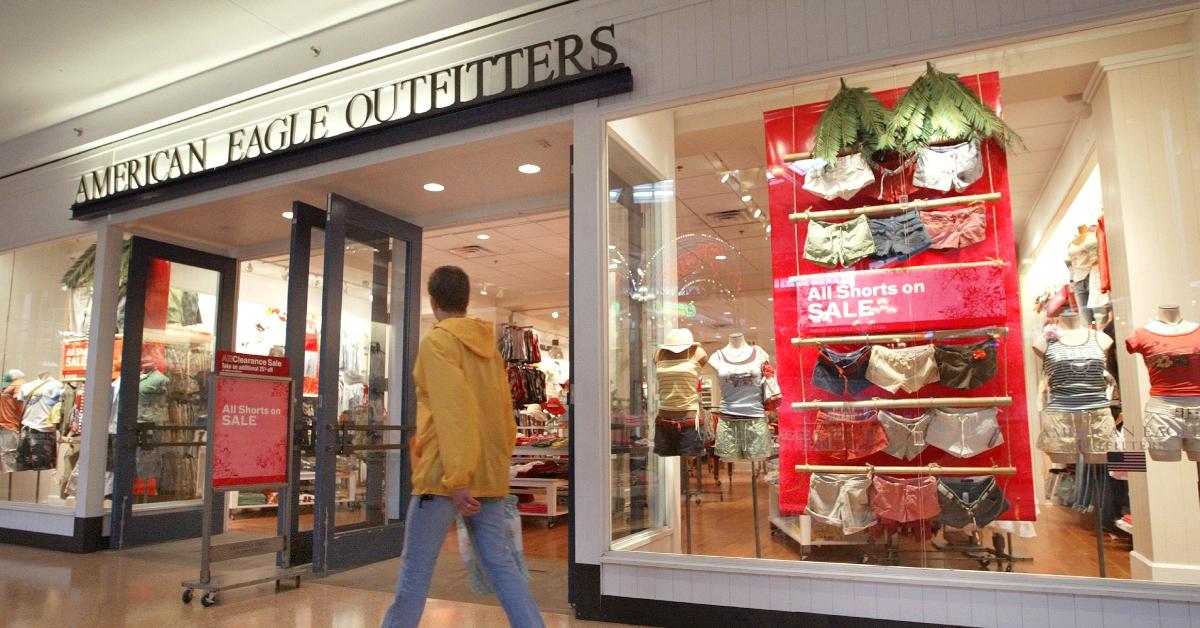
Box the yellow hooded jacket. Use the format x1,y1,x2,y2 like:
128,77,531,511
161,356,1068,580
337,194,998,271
410,317,515,497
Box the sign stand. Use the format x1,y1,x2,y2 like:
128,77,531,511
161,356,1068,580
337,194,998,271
182,352,308,607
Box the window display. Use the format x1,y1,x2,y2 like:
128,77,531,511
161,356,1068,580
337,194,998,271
606,14,1200,585
0,235,98,504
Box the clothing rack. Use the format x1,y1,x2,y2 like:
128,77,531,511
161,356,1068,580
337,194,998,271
791,396,1011,410
791,326,1008,346
788,192,1002,222
794,464,1017,475
788,258,1005,283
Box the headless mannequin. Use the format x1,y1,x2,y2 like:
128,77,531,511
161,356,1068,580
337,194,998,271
721,332,754,362
1032,312,1113,358
1035,313,1113,464
1145,305,1199,336
1128,305,1200,462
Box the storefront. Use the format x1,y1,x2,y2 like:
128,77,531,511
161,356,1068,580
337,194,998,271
1,0,1199,625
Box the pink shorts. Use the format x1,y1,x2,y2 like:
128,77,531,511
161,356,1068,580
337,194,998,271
920,204,987,249
870,475,941,523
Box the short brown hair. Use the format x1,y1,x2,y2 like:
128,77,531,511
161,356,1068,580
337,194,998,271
428,265,470,313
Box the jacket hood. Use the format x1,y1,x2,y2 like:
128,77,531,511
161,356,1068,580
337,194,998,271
435,317,499,357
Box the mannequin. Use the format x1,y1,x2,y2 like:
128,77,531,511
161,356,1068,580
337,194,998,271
652,328,708,458
652,327,708,555
1034,312,1116,464
1125,305,1200,462
0,370,27,473
1065,226,1100,325
708,331,775,558
709,333,772,461
17,372,64,471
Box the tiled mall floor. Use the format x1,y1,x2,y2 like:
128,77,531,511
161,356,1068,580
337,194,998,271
0,540,631,627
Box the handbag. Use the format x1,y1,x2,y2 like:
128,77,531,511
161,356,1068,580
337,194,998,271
455,495,532,594
761,361,783,411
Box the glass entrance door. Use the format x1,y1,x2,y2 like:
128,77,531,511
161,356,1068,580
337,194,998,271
312,194,421,572
111,237,236,548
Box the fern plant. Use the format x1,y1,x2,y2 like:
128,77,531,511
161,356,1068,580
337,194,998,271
60,239,132,291
811,78,892,163
882,62,1023,153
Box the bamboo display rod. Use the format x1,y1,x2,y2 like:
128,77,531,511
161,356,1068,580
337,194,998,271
792,326,1008,346
784,151,814,162
791,396,1011,410
794,464,1017,476
787,259,1005,285
789,192,1001,222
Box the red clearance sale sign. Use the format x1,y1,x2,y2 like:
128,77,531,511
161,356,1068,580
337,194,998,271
765,72,1034,522
216,350,290,377
211,353,290,488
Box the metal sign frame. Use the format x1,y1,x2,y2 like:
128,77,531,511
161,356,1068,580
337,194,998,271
182,370,307,607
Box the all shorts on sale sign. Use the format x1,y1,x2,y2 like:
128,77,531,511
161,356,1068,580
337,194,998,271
211,354,291,488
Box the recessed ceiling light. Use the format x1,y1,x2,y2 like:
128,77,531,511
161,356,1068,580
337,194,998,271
715,255,727,261
720,172,731,183
423,182,445,192
281,210,294,219
476,233,491,240
750,326,758,330
551,311,560,319
767,297,774,301
723,311,732,316
741,194,752,202
753,208,763,219
608,245,616,250
518,163,542,174
608,262,619,270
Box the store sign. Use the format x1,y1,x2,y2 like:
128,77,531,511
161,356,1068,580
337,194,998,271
211,353,291,488
216,350,289,377
61,337,123,378
791,264,1007,334
72,26,622,208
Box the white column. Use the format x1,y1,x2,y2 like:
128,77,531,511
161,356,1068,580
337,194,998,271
572,100,609,566
76,222,122,521
1088,46,1200,584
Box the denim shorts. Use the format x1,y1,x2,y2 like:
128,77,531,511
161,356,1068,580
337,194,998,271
934,339,999,390
868,211,933,265
653,413,705,457
937,476,1010,528
924,407,1004,458
811,345,873,396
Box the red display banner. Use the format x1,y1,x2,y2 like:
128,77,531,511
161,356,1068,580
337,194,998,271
765,72,1034,522
212,375,291,488
216,351,290,377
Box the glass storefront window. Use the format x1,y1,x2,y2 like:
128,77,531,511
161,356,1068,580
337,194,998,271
0,235,98,505
606,13,1200,585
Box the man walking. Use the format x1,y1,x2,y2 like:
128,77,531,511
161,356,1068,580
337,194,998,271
382,266,543,628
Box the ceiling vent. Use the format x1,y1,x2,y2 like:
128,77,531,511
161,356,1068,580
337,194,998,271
705,208,755,226
450,245,495,258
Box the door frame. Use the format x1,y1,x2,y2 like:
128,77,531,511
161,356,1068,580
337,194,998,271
111,236,237,549
280,201,327,566
312,193,422,573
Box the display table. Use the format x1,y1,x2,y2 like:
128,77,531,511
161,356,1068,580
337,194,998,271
509,477,569,527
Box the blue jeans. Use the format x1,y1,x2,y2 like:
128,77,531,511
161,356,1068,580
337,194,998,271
381,495,544,628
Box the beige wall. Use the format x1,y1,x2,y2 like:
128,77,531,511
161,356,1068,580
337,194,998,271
1091,49,1200,583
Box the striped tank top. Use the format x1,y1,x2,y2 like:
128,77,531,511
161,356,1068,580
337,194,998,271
656,353,703,411
1044,330,1108,411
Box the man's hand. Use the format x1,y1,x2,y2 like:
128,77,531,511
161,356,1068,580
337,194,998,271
451,488,481,517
